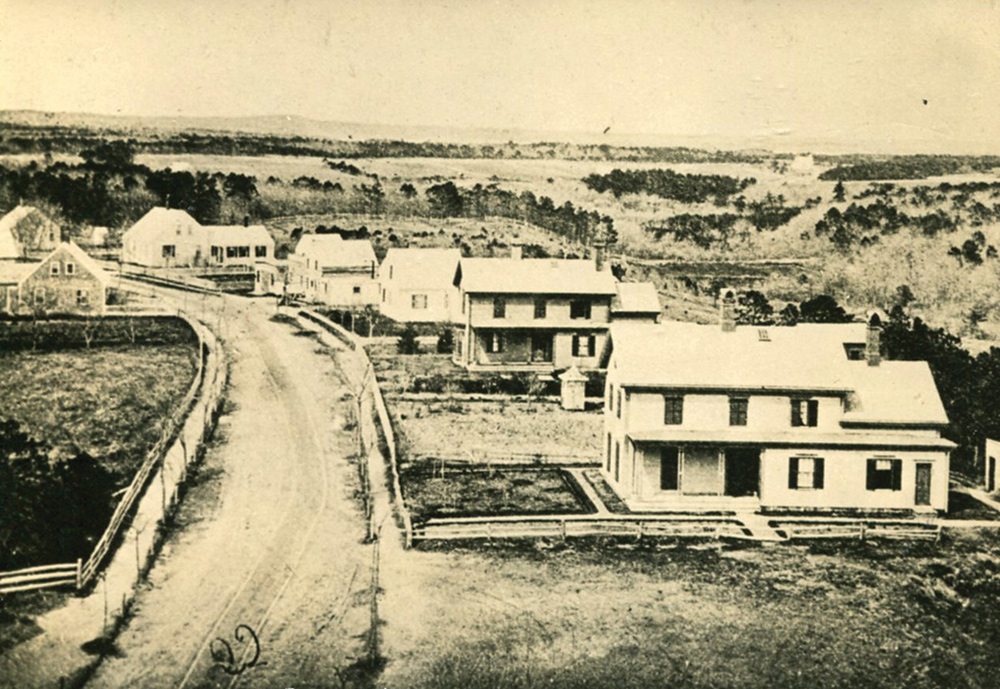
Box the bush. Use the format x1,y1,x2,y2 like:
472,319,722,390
436,328,454,354
397,324,421,354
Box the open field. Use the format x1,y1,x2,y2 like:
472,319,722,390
0,333,198,484
391,398,602,460
400,467,592,522
381,529,1000,689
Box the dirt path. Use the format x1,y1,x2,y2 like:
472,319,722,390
87,294,372,688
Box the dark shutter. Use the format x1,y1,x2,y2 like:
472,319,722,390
807,400,819,426
571,336,580,356
891,459,902,490
587,335,596,357
813,457,825,489
790,399,801,427
788,457,799,489
866,459,876,490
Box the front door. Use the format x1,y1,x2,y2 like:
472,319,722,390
724,447,760,497
915,463,932,506
530,333,552,362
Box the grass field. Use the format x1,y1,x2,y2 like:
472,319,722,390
391,398,602,460
0,342,199,484
381,529,1000,689
400,467,592,522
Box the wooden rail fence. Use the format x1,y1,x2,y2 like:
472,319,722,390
778,521,942,542
0,562,81,595
0,310,225,597
412,517,749,542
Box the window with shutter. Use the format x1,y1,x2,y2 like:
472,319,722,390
587,334,596,357
789,457,824,489
493,297,506,318
534,298,546,319
791,398,819,427
867,457,900,490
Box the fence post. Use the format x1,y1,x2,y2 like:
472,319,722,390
637,521,644,541
560,519,567,541
75,558,82,591
859,523,867,541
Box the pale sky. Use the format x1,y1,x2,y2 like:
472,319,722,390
2,0,999,152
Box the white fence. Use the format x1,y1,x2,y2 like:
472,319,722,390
412,517,748,542
0,562,80,595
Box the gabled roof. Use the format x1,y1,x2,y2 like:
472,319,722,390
125,207,200,239
612,282,661,314
382,248,461,290
203,224,273,246
0,221,17,259
294,234,375,268
609,320,949,426
0,260,36,285
51,241,112,286
455,258,616,295
0,205,59,252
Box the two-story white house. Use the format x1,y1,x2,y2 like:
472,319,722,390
379,247,461,323
122,207,274,268
451,249,617,370
287,233,378,307
602,297,954,515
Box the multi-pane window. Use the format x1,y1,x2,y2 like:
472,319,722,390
729,397,748,426
255,245,268,257
664,395,684,425
226,246,238,258
65,262,75,275
788,457,824,489
660,447,679,490
569,299,592,319
352,285,362,294
162,245,176,258
866,458,902,490
791,399,819,427
237,246,250,258
571,334,596,357
76,290,88,306
534,298,547,319
411,294,428,309
493,297,506,318
50,263,60,275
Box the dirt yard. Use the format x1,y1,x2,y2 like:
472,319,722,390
400,467,593,522
378,529,1000,689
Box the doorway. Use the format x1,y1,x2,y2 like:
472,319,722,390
530,333,552,362
915,462,932,506
724,447,760,497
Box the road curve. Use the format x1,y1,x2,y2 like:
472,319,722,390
88,291,371,688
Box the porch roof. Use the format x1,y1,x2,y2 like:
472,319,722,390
627,428,956,451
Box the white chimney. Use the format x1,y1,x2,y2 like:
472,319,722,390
866,311,882,366
720,288,737,332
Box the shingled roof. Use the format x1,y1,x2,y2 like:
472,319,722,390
382,248,461,290
609,321,949,427
454,257,616,295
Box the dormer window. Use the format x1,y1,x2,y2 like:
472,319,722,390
791,399,819,427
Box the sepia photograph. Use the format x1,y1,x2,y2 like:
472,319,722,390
1,0,1000,687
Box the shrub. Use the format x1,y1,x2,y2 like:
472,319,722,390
397,324,421,354
436,328,455,354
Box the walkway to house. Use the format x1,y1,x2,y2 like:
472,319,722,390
565,467,611,515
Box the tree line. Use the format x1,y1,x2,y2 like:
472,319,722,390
0,123,783,163
818,154,1000,181
583,168,755,204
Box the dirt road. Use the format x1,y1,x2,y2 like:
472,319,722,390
88,293,373,688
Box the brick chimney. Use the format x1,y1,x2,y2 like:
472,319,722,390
511,245,522,260
866,310,882,366
593,242,607,272
720,288,737,332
